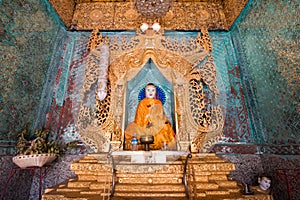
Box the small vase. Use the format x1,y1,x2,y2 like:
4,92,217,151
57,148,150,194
12,153,57,168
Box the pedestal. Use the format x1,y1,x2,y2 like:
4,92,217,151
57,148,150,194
108,150,191,198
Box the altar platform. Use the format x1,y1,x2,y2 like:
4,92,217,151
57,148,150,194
42,152,273,200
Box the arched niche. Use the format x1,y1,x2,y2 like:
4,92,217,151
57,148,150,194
78,32,224,153
125,58,175,130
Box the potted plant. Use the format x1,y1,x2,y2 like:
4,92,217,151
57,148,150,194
13,123,77,168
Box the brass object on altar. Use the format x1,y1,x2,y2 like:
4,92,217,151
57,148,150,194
140,135,154,151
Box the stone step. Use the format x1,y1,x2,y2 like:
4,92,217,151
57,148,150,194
114,183,185,192
191,170,232,176
56,187,85,193
43,192,109,200
191,153,226,160
208,174,229,181
116,172,183,178
193,175,209,182
205,189,231,196
89,182,112,190
71,162,112,172
116,176,183,184
112,160,186,166
111,197,188,200
67,180,94,188
77,157,99,163
113,191,187,198
77,174,112,181
227,187,241,193
193,174,230,182
195,182,219,190
115,164,184,172
215,180,238,188
192,163,235,171
188,159,227,164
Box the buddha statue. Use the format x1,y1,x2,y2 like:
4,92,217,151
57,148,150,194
125,83,176,150
241,176,273,198
251,176,272,195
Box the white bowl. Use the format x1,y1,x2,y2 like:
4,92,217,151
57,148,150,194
12,153,57,168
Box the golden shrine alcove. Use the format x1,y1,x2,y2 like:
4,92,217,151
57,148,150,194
42,29,273,200
77,28,224,154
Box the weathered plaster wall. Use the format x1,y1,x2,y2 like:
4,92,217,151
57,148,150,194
0,0,63,154
231,0,300,153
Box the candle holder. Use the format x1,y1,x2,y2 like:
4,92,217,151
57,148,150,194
140,135,154,151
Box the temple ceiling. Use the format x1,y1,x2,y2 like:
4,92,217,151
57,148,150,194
48,0,248,31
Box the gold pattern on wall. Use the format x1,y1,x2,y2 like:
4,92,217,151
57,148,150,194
72,2,227,30
77,28,224,152
222,0,248,28
49,0,247,30
48,0,75,28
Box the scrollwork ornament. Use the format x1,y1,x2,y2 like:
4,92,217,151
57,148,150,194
135,0,171,19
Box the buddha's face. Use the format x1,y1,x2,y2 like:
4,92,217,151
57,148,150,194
145,85,156,98
259,177,271,190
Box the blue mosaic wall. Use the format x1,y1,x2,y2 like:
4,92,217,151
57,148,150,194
0,0,63,154
231,0,300,154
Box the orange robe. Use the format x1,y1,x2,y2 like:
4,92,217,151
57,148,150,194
125,98,176,149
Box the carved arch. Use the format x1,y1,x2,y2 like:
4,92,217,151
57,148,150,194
77,31,224,152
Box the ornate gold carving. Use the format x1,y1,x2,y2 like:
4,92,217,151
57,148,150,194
73,3,115,30
135,0,171,19
50,0,248,31
124,7,139,22
87,29,109,51
89,9,103,21
78,29,223,152
43,153,273,200
223,0,248,28
48,0,75,27
72,2,227,31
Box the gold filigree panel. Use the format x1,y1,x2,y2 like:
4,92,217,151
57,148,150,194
48,0,75,28
78,30,224,152
73,3,115,30
162,2,227,30
72,2,227,30
49,0,247,30
222,0,248,28
76,0,224,2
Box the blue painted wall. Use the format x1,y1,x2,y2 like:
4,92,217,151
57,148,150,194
231,0,299,152
0,0,64,154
